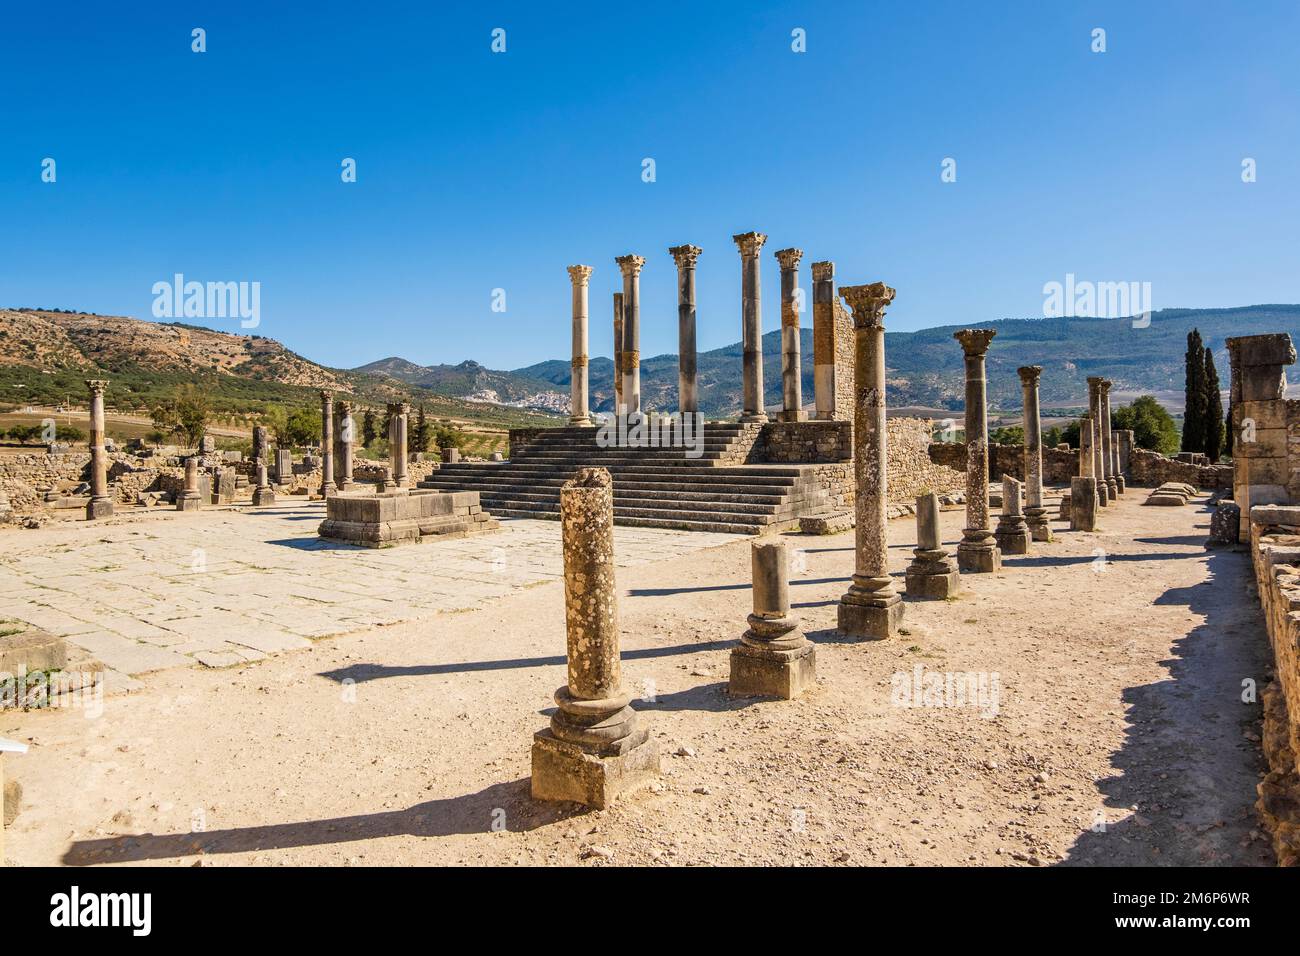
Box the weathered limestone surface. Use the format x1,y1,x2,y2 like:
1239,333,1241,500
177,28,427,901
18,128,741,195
775,247,806,422
176,457,202,512
318,490,498,547
319,391,336,497
838,283,904,639
734,231,768,423
1070,476,1098,532
994,475,1030,555
1229,333,1296,538
85,380,113,520
1246,507,1300,865
1018,365,1052,542
388,402,410,489
567,264,593,426
955,330,1001,573
669,245,701,416
252,461,276,507
612,292,625,414
812,260,837,420
1100,380,1120,498
531,468,660,808
729,538,815,698
905,491,960,599
1087,378,1110,508
615,255,645,415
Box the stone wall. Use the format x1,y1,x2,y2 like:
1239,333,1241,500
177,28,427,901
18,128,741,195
759,421,852,463
1245,505,1300,865
0,452,92,513
887,419,965,503
1128,448,1231,490
833,296,855,424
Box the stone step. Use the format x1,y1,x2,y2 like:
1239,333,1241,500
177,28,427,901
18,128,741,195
470,489,788,515
488,507,763,535
479,498,774,527
435,463,807,480
419,475,802,498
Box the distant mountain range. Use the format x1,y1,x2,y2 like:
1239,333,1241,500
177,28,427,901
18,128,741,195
6,304,1296,421
356,305,1300,416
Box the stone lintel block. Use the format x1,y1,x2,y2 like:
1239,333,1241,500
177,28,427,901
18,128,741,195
1229,333,1295,370
0,626,67,675
1251,504,1300,529
1145,493,1187,506
837,596,904,640
530,729,660,810
728,642,815,699
1239,400,1288,431
957,543,1003,573
1235,431,1288,459
905,568,961,599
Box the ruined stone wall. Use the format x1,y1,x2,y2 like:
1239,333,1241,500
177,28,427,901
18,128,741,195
0,452,92,512
1246,508,1300,865
1129,448,1231,489
833,297,854,424
929,442,1075,485
887,419,964,503
759,421,852,463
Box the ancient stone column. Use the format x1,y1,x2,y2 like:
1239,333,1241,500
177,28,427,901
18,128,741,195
612,293,625,414
1070,476,1099,532
774,247,805,422
668,245,701,418
614,255,645,415
336,401,355,490
252,425,269,467
729,539,815,699
252,460,275,506
1226,333,1296,538
567,265,593,426
85,379,114,520
1018,365,1052,542
733,231,768,423
1099,380,1119,499
905,491,961,599
388,402,410,489
994,475,1030,554
319,390,336,498
838,283,903,639
1117,429,1134,476
176,456,202,512
531,468,659,808
812,261,837,421
1086,377,1109,507
954,330,1001,573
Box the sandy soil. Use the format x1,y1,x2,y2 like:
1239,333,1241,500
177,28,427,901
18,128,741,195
1,489,1274,866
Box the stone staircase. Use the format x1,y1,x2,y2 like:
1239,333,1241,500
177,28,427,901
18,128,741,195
417,423,835,534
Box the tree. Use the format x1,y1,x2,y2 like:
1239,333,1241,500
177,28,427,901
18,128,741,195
152,384,209,448
412,405,431,453
432,422,466,449
990,425,1024,445
1203,348,1224,463
362,407,377,448
1181,329,1206,453
263,405,320,448
1114,395,1180,455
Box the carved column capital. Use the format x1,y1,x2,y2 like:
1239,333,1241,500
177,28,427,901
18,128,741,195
668,244,702,268
732,231,767,258
954,328,997,357
1017,365,1042,386
811,260,834,282
85,379,109,394
567,264,593,285
614,254,646,278
774,247,804,271
839,282,896,329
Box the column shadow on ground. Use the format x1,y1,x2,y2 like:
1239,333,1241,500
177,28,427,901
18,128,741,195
317,638,735,684
61,779,581,865
1054,549,1273,866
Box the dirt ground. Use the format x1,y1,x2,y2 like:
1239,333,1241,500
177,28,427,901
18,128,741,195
1,488,1275,866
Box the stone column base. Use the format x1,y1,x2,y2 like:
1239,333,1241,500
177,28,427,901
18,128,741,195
176,494,202,512
1025,510,1054,542
252,488,276,506
739,412,769,424
1106,478,1119,500
837,593,903,640
729,641,815,699
1097,481,1110,507
568,416,594,427
775,410,807,423
905,553,961,599
86,497,114,521
994,517,1031,555
1115,476,1126,495
319,482,337,498
957,540,1002,573
530,729,660,810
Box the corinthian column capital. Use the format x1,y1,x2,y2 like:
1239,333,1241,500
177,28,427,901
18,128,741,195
732,231,767,258
567,264,593,286
1017,365,1042,386
774,247,804,271
86,379,109,394
614,254,646,278
839,282,896,329
668,244,702,268
811,260,834,282
954,328,996,357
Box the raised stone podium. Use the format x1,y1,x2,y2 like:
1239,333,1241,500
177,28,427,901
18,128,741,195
318,490,498,547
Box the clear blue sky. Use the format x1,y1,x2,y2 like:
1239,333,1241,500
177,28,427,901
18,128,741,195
2,1,1296,371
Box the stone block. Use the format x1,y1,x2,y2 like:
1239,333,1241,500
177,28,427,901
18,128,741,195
905,566,961,599
728,642,815,699
0,623,67,675
1145,493,1186,506
838,597,904,639
530,729,660,810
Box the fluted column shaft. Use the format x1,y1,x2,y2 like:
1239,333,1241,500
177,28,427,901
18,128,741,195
612,294,625,414
775,247,805,421
337,401,355,487
955,330,1001,573
388,402,409,488
615,255,645,415
734,232,768,422
669,245,701,416
567,265,593,426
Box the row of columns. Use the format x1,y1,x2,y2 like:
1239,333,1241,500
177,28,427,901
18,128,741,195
318,391,385,495
1072,377,1127,528
564,238,840,423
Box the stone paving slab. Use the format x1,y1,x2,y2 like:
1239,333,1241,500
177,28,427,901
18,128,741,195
0,502,739,678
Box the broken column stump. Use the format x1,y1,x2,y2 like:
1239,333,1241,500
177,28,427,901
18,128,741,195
905,492,961,599
729,537,815,699
531,468,659,809
1071,476,1099,532
994,475,1031,555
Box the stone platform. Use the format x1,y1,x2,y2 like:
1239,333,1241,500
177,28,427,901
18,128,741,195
318,490,499,547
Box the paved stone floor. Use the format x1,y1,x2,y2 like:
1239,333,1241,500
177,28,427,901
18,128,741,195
0,501,741,680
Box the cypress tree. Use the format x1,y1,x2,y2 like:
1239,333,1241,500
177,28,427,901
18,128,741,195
362,407,377,448
1203,348,1224,462
1224,407,1234,457
1182,329,1206,453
